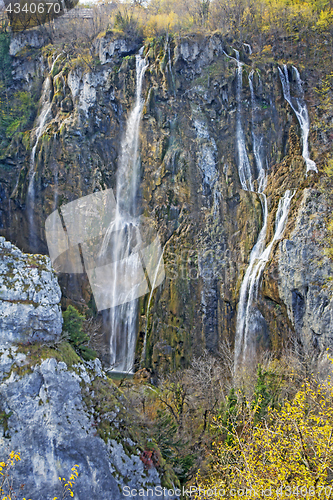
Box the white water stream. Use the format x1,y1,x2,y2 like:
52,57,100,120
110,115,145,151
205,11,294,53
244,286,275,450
234,190,294,369
278,65,317,173
232,53,297,371
234,50,254,192
100,50,148,372
27,53,62,247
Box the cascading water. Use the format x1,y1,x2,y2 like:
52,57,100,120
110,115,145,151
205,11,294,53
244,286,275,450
233,59,298,371
229,52,270,371
234,190,294,369
100,49,148,373
234,50,254,192
27,54,61,249
278,65,317,173
27,76,53,248
249,70,266,193
243,43,252,55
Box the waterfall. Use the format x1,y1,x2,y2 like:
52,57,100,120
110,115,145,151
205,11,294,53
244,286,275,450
27,53,63,249
249,70,266,193
278,65,317,173
235,50,254,191
243,43,252,55
234,194,268,369
27,76,53,248
100,50,148,373
228,56,299,371
232,57,268,371
234,190,295,370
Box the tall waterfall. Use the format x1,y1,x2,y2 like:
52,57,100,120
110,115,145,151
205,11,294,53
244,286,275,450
27,76,53,247
232,55,295,372
278,65,317,173
232,56,268,370
249,70,266,193
27,54,61,249
101,50,148,372
234,190,294,369
235,50,254,191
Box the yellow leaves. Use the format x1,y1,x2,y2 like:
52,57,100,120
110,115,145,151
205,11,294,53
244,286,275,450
316,8,333,31
197,382,333,497
0,453,79,499
58,464,79,497
143,11,180,37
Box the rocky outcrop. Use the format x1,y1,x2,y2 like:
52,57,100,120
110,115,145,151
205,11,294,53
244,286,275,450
0,235,175,498
0,349,175,499
9,30,46,56
0,237,62,345
94,35,142,65
278,188,333,351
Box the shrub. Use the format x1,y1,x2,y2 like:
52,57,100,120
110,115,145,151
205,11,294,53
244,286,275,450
195,381,333,499
62,305,97,361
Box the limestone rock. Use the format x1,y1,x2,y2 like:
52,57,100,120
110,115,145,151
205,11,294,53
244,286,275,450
0,238,62,346
278,189,333,350
94,36,141,65
0,352,176,499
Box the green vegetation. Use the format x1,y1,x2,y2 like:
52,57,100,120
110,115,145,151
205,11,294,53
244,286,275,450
62,305,97,361
0,33,38,157
17,340,81,369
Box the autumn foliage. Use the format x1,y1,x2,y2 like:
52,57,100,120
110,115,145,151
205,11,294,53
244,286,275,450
195,380,333,499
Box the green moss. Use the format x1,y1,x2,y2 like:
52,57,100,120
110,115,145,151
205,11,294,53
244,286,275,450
17,341,81,369
0,410,13,438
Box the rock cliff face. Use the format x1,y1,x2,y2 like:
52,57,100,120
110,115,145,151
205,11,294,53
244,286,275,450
0,31,332,373
0,348,175,499
278,188,333,351
0,237,62,344
0,236,174,498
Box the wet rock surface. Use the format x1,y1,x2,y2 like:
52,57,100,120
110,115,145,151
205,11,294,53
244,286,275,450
278,188,333,351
